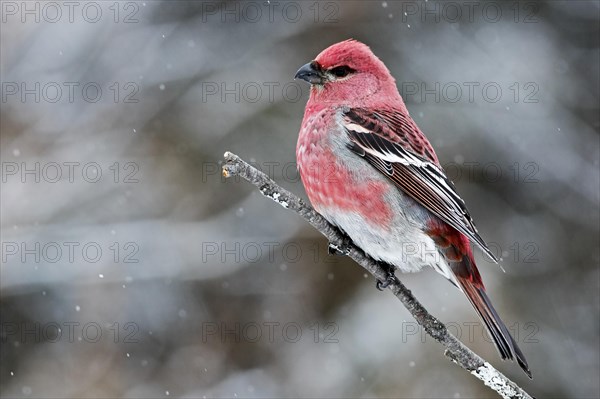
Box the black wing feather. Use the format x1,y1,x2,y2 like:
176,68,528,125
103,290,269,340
343,108,498,262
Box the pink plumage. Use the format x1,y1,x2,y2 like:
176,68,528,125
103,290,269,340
295,39,531,377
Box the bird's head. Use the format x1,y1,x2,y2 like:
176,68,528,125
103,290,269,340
295,39,402,107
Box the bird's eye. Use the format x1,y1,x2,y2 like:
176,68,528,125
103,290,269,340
329,65,355,78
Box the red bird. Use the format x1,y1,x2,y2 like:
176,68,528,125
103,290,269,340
294,39,531,377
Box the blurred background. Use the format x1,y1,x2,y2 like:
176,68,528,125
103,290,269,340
1,1,598,397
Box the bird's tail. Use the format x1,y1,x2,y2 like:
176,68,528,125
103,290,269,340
428,225,531,377
455,272,532,378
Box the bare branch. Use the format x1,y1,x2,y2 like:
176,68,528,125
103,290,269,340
222,151,533,399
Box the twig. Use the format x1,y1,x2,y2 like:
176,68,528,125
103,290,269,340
222,151,533,399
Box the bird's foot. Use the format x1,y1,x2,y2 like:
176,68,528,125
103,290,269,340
376,268,396,291
328,236,352,256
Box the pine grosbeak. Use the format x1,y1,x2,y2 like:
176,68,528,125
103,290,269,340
295,39,530,377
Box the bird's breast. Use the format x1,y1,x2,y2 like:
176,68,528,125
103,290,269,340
296,110,393,229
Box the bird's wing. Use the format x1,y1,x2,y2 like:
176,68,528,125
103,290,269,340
342,107,498,262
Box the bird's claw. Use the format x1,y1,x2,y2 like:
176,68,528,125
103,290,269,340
327,243,341,255
376,271,396,291
328,238,351,256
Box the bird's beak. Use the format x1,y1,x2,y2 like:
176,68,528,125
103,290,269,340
295,61,325,85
